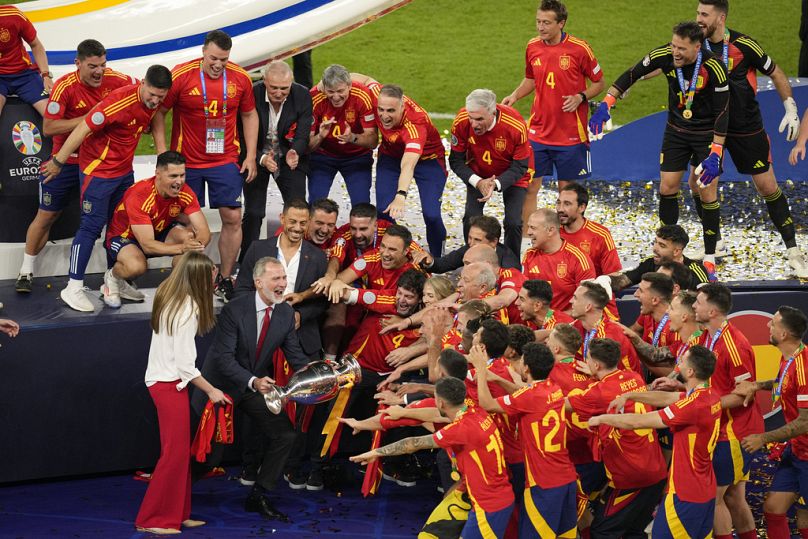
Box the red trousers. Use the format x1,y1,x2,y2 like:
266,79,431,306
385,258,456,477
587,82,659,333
135,382,192,529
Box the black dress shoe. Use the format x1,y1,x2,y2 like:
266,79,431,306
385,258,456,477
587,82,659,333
245,494,290,522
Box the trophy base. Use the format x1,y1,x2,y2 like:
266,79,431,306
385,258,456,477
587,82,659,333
264,386,283,415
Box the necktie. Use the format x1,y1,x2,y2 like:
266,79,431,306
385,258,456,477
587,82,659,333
254,306,272,368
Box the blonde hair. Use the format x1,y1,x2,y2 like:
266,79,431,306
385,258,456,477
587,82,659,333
425,275,455,301
151,251,216,336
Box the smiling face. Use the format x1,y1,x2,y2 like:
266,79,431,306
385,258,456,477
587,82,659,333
652,236,681,265
201,42,230,79
77,54,107,88
395,286,421,316
515,287,539,322
140,82,169,110
324,81,351,108
526,213,553,249
556,190,584,227
280,207,309,244
671,34,701,68
308,209,337,246
255,263,288,304
350,215,377,250
379,234,408,270
633,280,658,316
696,3,725,39
154,163,186,199
377,94,404,130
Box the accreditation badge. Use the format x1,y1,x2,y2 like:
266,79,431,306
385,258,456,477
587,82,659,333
205,118,226,154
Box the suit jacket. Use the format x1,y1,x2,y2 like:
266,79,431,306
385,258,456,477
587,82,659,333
429,243,521,274
193,293,310,413
234,236,328,356
245,80,313,174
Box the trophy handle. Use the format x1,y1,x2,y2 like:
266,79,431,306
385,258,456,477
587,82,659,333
263,384,284,415
336,353,362,388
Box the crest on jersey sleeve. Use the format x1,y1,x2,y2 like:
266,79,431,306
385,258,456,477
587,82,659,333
556,262,568,278
559,55,571,70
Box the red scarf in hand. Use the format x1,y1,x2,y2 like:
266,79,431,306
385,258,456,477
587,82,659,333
191,397,234,463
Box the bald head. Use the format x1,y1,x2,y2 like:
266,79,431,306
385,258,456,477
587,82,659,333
463,244,499,269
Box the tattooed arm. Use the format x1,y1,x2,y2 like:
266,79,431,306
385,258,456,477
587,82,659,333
742,408,808,453
349,434,438,464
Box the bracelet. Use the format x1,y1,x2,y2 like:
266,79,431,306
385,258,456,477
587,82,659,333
51,155,64,167
40,71,52,79
396,189,408,198
578,92,587,103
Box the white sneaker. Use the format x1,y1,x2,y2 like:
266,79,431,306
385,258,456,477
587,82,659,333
787,247,808,279
102,270,122,308
61,285,94,312
686,238,728,260
118,279,145,302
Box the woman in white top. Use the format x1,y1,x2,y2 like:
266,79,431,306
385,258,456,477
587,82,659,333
135,251,229,535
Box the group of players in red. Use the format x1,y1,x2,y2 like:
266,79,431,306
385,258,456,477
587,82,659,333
2,0,808,537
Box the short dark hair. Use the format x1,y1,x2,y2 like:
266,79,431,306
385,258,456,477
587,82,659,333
777,306,808,340
397,268,426,298
283,198,310,214
523,279,553,304
379,84,404,101
507,325,536,356
384,224,412,248
673,21,705,43
439,349,469,380
685,345,717,380
479,319,509,359
675,290,698,314
522,343,555,380
560,182,589,208
641,272,674,304
435,377,466,407
550,324,582,354
698,283,732,315
156,150,185,168
311,198,339,216
700,0,729,15
588,338,620,369
658,261,693,291
144,65,172,90
468,215,502,242
580,281,609,310
656,224,689,249
350,202,378,220
204,30,232,51
76,39,106,60
539,0,568,23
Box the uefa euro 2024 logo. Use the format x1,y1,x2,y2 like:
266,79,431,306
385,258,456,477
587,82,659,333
12,121,42,156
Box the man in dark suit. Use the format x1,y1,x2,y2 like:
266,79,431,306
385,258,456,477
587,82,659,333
194,256,310,521
241,60,313,255
235,198,328,359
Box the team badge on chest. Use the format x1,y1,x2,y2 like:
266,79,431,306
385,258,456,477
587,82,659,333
494,137,507,152
556,262,568,278
559,55,571,70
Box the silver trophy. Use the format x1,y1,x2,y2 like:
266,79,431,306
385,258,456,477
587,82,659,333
264,354,362,414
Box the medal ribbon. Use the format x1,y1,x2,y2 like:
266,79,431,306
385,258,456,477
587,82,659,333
704,30,730,69
706,320,727,352
773,344,805,404
651,314,670,347
676,50,703,115
199,61,227,118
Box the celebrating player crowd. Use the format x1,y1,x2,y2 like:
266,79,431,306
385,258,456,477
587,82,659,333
5,0,808,537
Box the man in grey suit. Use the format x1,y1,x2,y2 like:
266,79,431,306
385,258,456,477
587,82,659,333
195,256,310,522
234,198,328,359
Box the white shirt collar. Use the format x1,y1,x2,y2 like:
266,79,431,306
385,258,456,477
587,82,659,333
255,291,272,313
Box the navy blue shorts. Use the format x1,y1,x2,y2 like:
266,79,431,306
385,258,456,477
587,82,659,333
521,481,578,538
713,439,751,487
186,163,243,208
770,444,808,502
462,503,514,539
652,492,715,539
105,224,175,266
530,140,591,180
40,163,79,211
575,460,607,495
0,69,46,104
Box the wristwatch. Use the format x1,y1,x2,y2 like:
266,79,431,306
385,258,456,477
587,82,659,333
578,92,587,103
396,190,408,198
41,71,53,79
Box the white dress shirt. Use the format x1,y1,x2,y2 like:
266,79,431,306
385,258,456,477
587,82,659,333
145,297,201,390
277,242,301,296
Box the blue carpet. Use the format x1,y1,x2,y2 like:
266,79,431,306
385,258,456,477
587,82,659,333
0,467,440,538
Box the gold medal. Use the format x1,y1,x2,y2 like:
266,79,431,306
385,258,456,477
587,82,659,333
683,109,693,119
451,470,461,481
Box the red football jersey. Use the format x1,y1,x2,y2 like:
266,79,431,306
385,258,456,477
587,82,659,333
329,218,424,270
441,328,464,352
497,267,526,325
636,313,681,349
498,380,577,489
560,219,621,276
659,387,721,503
550,360,597,464
310,81,375,158
522,241,595,311
572,317,643,374
433,406,515,513
346,249,416,290
523,33,603,146
450,104,531,188
346,311,420,373
0,6,36,74
46,68,135,165
542,308,575,330
106,177,200,242
567,369,668,489
162,59,256,167
81,84,157,178
697,322,763,441
367,82,444,161
773,346,808,460
479,288,510,326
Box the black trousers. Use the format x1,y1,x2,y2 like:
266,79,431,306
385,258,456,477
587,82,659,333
462,185,526,259
199,391,296,491
240,165,307,259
